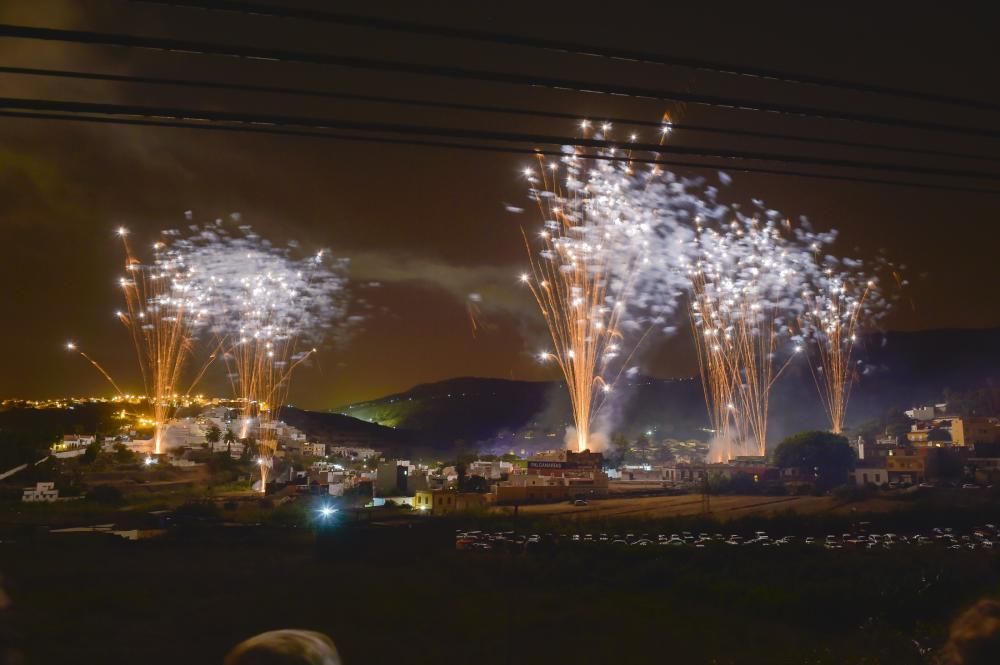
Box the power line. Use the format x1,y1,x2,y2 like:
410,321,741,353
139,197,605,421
2,108,996,196
1,95,998,181
4,64,998,166
133,0,1000,114
1,23,997,140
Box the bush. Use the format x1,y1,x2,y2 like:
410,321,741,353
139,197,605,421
792,482,814,496
773,430,853,488
173,501,220,522
764,483,788,496
831,483,875,503
86,485,124,505
267,501,307,526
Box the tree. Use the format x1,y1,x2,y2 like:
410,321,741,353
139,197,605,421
925,448,963,481
465,475,489,493
223,428,237,454
608,433,631,466
205,425,222,449
0,430,52,469
634,434,651,461
87,484,124,505
112,441,136,464
773,430,855,489
207,452,238,475
81,436,101,464
455,452,476,490
240,437,256,462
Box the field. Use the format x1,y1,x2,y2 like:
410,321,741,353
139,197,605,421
2,488,1000,664
2,492,1000,665
500,493,835,519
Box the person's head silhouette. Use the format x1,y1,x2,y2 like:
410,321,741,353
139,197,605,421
224,629,341,665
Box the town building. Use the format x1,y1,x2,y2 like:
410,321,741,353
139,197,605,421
968,442,1000,485
414,489,490,515
22,481,59,502
885,453,925,484
907,415,1000,447
499,449,609,501
905,404,948,421
54,434,96,451
303,442,327,457
494,476,570,504
210,440,245,457
619,464,667,481
663,463,707,484
468,460,513,480
328,446,379,460
375,461,411,496
852,463,887,486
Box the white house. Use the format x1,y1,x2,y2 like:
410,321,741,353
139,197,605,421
53,434,95,452
304,442,326,457
328,446,379,460
210,440,245,457
22,482,59,502
469,460,513,480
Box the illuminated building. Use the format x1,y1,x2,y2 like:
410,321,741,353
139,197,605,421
414,489,490,516
907,415,1000,446
495,449,608,503
303,442,327,457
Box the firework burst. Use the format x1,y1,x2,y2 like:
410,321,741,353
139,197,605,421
180,221,348,490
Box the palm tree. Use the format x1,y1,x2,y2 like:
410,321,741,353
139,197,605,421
223,428,237,454
205,424,222,449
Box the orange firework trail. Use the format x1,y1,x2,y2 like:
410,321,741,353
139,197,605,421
685,217,804,460
520,122,666,453
115,227,206,454
797,251,891,434
65,341,125,397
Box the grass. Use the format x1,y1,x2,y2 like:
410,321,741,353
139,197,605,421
1,517,998,665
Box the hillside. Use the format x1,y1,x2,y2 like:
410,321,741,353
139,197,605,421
279,407,413,453
314,328,1000,454
5,329,997,460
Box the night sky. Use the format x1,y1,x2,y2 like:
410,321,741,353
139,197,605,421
1,1,997,408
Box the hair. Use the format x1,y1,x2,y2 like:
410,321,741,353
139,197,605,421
223,630,341,665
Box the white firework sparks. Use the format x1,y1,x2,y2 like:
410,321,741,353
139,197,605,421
175,220,349,489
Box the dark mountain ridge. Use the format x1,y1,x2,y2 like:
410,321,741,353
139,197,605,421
285,328,1000,455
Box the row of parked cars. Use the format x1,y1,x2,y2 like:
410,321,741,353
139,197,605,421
455,524,1000,552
